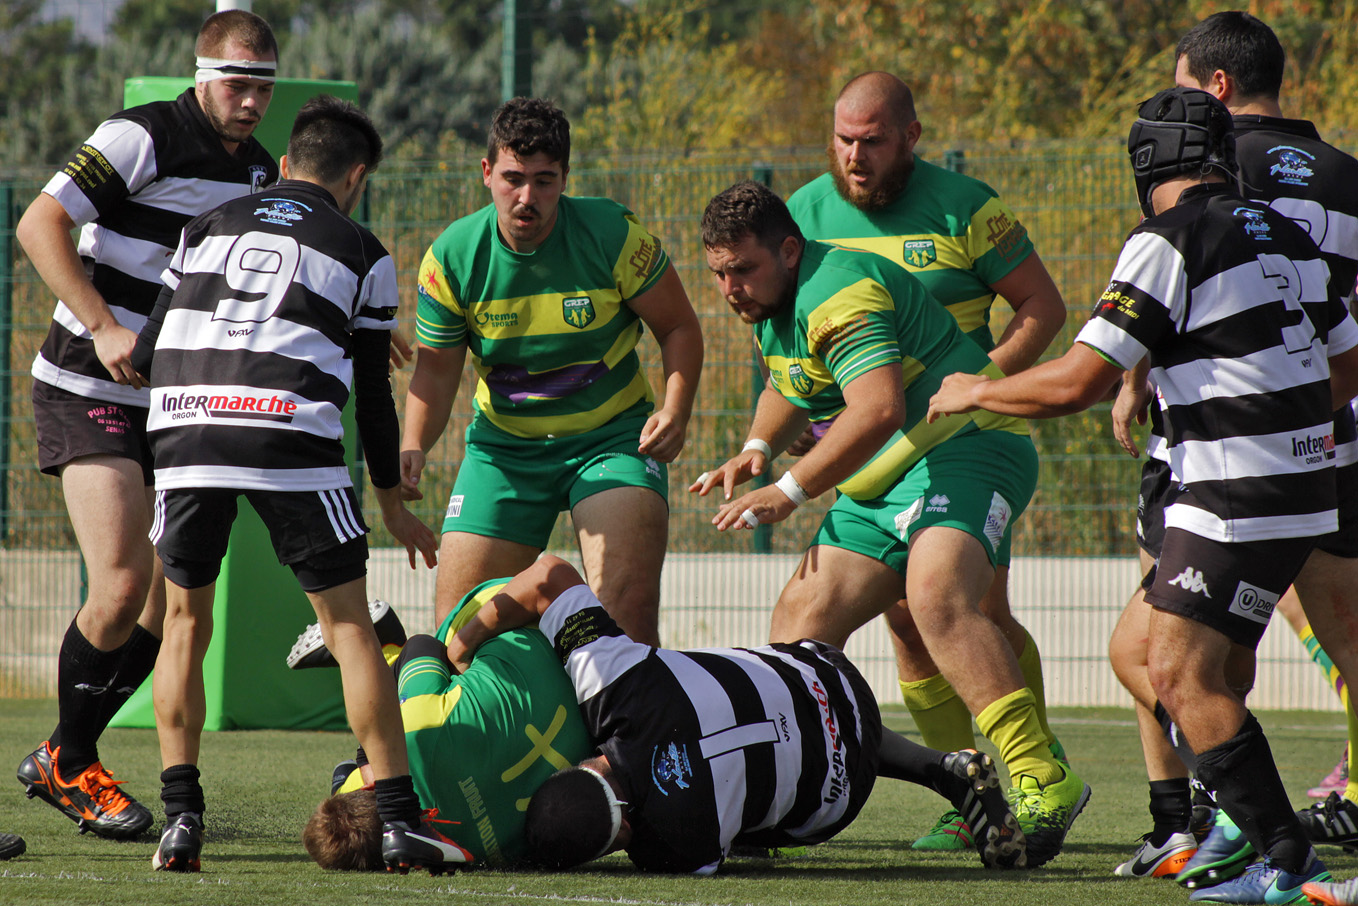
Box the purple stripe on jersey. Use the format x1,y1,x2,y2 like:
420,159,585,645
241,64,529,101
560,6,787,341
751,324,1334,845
485,361,610,402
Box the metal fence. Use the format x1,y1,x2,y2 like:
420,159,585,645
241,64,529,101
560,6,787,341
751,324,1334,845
0,143,1343,710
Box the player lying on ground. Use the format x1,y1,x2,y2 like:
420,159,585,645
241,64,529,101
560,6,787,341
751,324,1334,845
437,555,1027,874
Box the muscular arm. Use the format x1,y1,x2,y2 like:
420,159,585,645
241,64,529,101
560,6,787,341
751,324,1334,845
710,364,903,530
447,555,586,670
987,251,1067,376
628,264,704,463
399,342,468,495
928,342,1123,422
17,193,144,388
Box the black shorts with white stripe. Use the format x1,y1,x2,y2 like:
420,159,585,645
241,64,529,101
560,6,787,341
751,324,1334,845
151,486,369,591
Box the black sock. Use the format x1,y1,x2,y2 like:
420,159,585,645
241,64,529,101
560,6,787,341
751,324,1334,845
1148,778,1192,841
876,729,951,786
94,625,161,736
160,764,205,819
1194,712,1311,873
373,775,422,826
1154,700,1199,773
50,619,123,772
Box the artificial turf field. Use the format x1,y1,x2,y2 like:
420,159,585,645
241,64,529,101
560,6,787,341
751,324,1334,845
0,699,1352,906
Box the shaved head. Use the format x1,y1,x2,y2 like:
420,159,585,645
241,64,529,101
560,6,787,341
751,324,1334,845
835,72,917,130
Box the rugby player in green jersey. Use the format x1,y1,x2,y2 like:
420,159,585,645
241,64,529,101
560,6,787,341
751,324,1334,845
786,72,1069,853
400,98,702,646
691,181,1088,867
303,579,593,869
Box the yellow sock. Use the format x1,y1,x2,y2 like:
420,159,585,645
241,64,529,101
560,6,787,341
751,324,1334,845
976,687,1060,786
1016,629,1055,747
899,674,977,752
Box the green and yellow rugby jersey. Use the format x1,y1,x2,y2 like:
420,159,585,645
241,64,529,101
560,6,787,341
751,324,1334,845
786,157,1035,351
393,582,593,866
416,195,669,437
759,241,1028,500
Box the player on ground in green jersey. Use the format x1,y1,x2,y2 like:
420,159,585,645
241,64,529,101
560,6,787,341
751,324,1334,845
690,181,1088,868
303,579,594,869
786,72,1069,852
401,98,703,644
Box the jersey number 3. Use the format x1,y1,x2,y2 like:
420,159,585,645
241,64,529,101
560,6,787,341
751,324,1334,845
1257,252,1320,354
212,231,301,324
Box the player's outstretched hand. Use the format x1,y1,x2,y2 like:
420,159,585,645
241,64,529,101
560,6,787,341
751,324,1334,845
398,449,426,502
688,448,767,502
374,486,438,569
786,425,818,457
1111,368,1150,459
637,406,688,463
388,329,414,372
711,483,797,532
926,373,987,423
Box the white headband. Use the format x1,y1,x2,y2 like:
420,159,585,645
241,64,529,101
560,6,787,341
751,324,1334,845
580,766,627,859
195,56,276,84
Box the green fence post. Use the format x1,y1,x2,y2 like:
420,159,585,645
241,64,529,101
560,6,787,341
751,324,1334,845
0,184,12,542
944,149,966,174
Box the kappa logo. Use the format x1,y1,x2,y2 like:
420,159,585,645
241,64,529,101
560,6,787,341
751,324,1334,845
925,494,950,513
1228,581,1278,625
446,495,464,519
1167,567,1211,597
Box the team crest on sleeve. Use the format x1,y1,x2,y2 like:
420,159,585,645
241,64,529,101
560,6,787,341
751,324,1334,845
651,742,692,796
787,363,814,395
902,239,937,268
562,296,596,329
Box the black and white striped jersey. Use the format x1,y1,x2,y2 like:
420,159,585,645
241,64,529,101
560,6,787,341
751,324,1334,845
539,584,877,875
32,88,277,407
1235,115,1358,469
139,180,398,492
1078,183,1358,543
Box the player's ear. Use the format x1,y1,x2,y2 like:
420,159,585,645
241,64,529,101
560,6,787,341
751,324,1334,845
279,154,291,180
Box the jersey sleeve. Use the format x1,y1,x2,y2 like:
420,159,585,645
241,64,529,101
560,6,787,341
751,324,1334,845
43,116,159,228
807,278,902,387
539,584,650,716
352,253,399,331
414,246,467,347
612,212,670,302
966,195,1036,287
1075,230,1182,370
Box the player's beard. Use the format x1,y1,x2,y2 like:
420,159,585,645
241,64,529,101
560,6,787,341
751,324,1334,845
828,143,915,211
201,89,261,146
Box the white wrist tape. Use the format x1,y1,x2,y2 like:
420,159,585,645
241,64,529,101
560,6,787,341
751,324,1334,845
742,438,773,459
775,471,809,507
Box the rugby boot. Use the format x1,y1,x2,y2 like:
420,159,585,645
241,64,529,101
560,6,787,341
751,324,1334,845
18,741,152,839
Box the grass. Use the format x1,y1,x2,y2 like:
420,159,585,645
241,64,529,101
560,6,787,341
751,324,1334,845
1,700,1353,906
